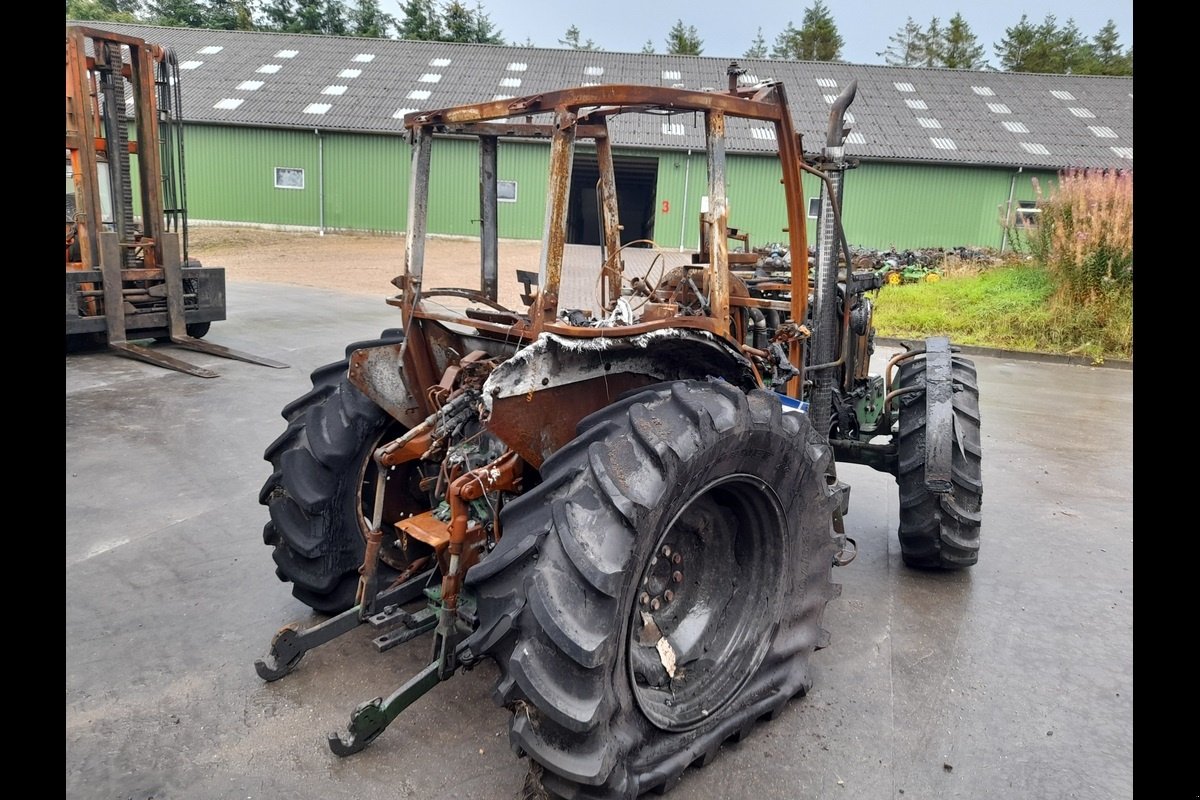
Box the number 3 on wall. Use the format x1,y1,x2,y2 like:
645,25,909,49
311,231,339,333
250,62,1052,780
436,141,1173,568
662,200,670,213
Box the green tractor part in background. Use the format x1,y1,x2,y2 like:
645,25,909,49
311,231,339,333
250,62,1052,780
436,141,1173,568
879,259,943,285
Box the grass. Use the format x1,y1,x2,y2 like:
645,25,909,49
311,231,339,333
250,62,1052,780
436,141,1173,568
870,260,1133,363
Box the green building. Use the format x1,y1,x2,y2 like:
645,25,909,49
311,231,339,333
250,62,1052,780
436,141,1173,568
87,23,1133,251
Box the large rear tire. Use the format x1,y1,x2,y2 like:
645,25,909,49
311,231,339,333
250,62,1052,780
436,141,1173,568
259,329,407,613
464,380,842,798
895,351,983,568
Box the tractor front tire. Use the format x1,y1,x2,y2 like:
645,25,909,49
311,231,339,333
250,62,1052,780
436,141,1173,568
259,329,406,613
465,380,842,798
895,350,983,568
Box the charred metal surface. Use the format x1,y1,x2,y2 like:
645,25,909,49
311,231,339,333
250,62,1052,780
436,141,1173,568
704,110,730,337
533,110,576,328
483,331,756,467
479,136,499,301
348,343,426,429
405,84,798,130
441,451,522,608
489,373,654,469
431,122,607,140
923,336,953,493
404,127,433,293
594,129,623,311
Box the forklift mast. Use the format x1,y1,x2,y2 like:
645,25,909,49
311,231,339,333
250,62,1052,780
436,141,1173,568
65,25,286,377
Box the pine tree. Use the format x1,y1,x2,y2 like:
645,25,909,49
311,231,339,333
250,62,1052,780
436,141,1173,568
770,21,800,59
796,1,842,61
917,16,943,68
941,13,985,69
559,25,598,50
467,2,503,43
993,14,1037,71
146,0,209,27
262,0,295,30
321,0,347,35
744,27,768,59
1026,14,1065,72
397,0,442,40
1058,19,1091,74
665,19,703,55
1085,19,1132,75
66,0,143,21
878,16,924,66
206,0,256,30
640,39,655,54
438,1,502,43
348,0,394,37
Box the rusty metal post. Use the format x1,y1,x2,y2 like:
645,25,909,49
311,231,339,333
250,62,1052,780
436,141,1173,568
479,135,499,301
65,28,102,271
96,40,136,268
129,39,165,266
535,110,576,325
773,84,811,397
404,126,433,296
594,128,622,311
704,110,730,338
398,126,438,416
98,231,127,344
159,232,187,338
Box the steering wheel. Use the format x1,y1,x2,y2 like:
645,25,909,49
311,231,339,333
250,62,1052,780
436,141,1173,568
596,239,668,319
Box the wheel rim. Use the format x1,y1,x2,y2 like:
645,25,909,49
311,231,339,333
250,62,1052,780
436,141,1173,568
354,421,411,570
627,474,787,731
886,272,902,285
925,272,941,283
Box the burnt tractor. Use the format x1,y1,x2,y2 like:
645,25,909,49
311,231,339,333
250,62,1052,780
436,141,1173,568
255,66,982,798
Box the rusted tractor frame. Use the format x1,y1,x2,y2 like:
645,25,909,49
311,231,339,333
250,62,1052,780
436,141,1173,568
256,60,983,783
258,75,828,744
65,25,286,377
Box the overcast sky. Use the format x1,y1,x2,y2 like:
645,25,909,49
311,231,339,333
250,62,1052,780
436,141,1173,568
385,1,1133,66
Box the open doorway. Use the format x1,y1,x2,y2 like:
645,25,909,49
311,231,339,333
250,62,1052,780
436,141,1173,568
566,153,658,245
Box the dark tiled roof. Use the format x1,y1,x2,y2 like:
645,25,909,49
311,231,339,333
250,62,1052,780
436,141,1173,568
74,22,1133,169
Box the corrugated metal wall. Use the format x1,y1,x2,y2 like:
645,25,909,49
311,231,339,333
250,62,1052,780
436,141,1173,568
841,161,1058,250
424,138,550,239
185,125,320,226
324,133,408,232
652,150,823,251
181,123,1058,250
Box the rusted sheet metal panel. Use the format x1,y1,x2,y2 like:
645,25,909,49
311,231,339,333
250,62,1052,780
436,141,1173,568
594,131,622,311
404,127,432,286
535,112,575,325
347,343,426,430
406,84,791,129
483,331,758,467
705,110,729,337
772,83,810,397
488,373,653,469
479,135,499,300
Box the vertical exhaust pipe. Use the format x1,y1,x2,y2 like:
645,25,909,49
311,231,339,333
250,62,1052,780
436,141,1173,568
808,80,857,440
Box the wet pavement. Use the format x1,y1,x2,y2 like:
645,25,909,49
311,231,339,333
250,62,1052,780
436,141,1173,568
66,281,1133,800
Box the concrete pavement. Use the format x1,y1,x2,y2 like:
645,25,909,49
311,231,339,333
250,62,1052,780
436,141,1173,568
66,280,1133,800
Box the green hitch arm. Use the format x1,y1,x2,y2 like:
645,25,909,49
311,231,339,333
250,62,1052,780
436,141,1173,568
327,661,441,757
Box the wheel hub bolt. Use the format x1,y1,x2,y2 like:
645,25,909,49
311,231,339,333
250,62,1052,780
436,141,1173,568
664,590,674,603
672,571,683,584
672,553,683,565
661,545,672,558
650,598,661,611
639,592,650,606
